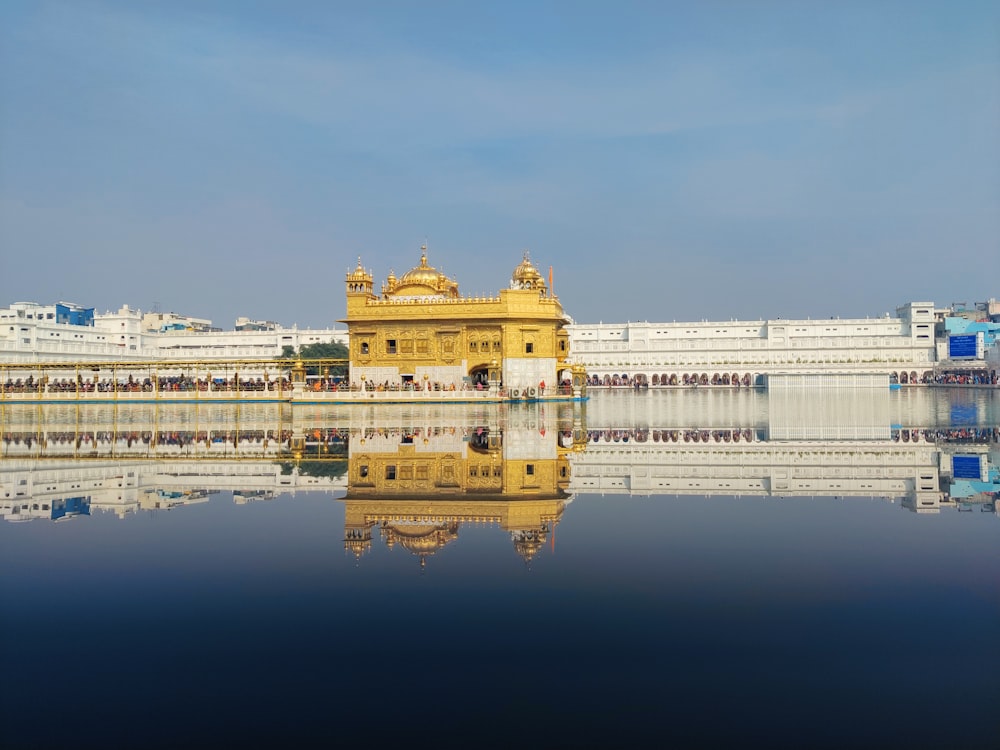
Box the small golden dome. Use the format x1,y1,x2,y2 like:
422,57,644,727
346,256,372,282
511,529,546,562
511,251,546,291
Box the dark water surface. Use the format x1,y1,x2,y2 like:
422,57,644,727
2,390,998,748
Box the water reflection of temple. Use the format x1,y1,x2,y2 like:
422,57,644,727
342,412,585,566
3,394,997,525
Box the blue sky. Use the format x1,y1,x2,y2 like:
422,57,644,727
1,1,997,328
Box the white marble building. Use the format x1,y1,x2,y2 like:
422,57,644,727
0,301,347,363
568,302,940,385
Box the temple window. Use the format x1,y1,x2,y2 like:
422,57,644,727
360,341,369,355
525,342,534,354
385,465,396,480
526,464,535,476
387,339,397,354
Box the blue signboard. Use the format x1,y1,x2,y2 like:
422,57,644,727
948,334,978,358
953,456,982,480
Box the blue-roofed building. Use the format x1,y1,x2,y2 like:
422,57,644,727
54,302,95,327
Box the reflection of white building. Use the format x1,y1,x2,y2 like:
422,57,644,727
3,397,995,522
1,459,347,522
6,434,993,522
571,390,998,514
0,301,347,363
569,435,944,509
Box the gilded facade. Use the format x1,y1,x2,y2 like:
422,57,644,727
342,248,586,399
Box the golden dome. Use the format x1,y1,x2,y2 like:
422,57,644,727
346,256,372,282
399,253,438,286
511,251,546,292
381,521,460,557
388,246,459,298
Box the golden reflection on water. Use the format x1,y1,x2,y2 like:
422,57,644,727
2,390,997,535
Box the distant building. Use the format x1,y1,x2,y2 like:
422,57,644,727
1,302,143,357
142,311,216,333
0,301,346,363
566,302,997,386
982,298,1000,323
234,317,281,332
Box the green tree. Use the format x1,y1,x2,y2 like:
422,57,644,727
279,460,348,477
299,341,349,360
282,340,349,377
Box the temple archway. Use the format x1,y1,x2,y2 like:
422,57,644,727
469,367,490,388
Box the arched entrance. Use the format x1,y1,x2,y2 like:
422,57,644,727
469,427,492,452
469,366,490,388
558,367,576,394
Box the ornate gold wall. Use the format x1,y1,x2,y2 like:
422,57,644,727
341,249,577,393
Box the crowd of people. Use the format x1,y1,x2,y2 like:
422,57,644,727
589,373,757,388
5,367,996,397
890,369,997,385
904,427,999,443
0,375,296,394
587,428,763,443
924,371,997,386
7,424,998,461
582,427,1000,445
2,428,297,452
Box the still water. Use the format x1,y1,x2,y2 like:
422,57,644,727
2,389,998,748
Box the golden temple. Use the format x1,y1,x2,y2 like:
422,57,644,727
342,247,587,400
